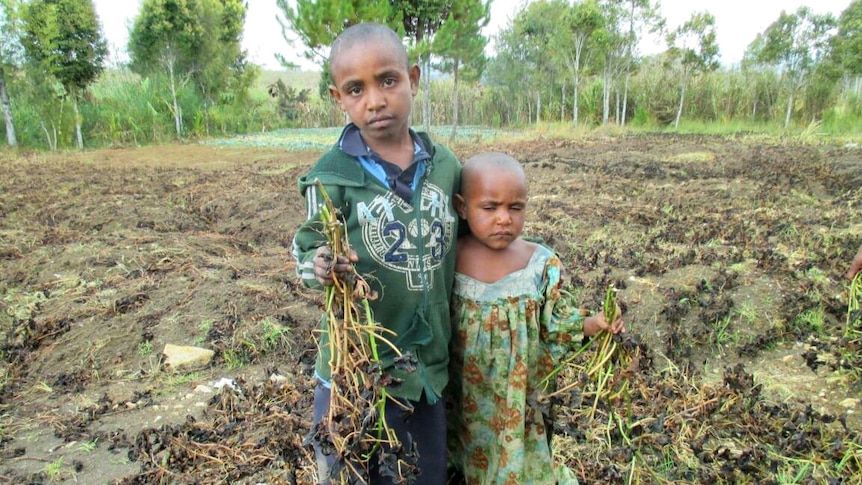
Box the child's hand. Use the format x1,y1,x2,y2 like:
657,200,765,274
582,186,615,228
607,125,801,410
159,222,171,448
848,244,862,280
583,310,625,337
313,246,358,286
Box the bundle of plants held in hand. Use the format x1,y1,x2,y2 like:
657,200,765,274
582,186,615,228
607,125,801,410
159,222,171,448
541,285,638,420
304,180,419,484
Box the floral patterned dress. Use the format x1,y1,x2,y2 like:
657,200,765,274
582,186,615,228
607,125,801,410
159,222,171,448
447,245,583,484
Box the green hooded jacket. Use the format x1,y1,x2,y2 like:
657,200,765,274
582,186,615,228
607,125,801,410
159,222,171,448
292,130,461,402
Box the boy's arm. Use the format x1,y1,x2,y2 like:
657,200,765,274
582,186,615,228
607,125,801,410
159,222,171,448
292,213,326,290
293,181,334,290
292,180,358,289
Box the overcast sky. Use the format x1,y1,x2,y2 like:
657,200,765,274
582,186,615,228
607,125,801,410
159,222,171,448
93,0,853,70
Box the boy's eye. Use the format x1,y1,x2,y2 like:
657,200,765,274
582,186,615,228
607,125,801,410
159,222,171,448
348,86,362,96
383,78,396,87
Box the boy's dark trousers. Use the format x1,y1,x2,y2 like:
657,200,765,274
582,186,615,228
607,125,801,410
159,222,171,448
312,384,448,485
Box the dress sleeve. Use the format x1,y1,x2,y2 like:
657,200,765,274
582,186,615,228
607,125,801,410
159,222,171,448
540,255,586,361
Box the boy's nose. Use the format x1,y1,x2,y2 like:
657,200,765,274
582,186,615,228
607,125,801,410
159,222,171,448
367,87,386,109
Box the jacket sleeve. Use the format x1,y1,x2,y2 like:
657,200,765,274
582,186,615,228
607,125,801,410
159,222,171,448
291,179,329,290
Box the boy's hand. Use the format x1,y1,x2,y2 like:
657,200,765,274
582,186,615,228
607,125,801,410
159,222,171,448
313,246,358,286
583,310,625,337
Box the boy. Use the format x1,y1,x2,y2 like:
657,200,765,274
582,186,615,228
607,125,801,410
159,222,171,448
292,23,461,485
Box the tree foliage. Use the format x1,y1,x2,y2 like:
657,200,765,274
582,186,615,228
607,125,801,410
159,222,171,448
747,6,836,127
829,0,862,77
433,0,490,139
130,0,249,102
20,0,107,94
20,0,107,148
0,0,23,145
488,0,571,123
276,0,394,65
566,0,605,124
276,0,395,97
665,11,719,128
129,0,251,136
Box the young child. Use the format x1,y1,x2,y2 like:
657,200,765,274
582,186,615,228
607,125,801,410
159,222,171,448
291,23,461,485
446,152,624,484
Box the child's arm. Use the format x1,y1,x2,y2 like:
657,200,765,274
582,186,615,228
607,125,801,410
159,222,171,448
292,183,356,288
848,244,862,280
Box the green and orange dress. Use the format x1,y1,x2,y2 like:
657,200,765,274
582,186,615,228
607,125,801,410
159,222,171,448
448,244,583,484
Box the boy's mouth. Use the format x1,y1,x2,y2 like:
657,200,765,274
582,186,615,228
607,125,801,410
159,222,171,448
368,115,394,127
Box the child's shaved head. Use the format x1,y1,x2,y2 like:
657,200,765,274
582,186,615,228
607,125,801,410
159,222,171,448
329,23,409,71
461,152,526,196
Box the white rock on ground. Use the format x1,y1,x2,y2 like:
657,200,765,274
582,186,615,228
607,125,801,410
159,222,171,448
163,343,215,372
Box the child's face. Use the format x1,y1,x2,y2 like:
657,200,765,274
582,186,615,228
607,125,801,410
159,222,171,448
456,169,528,251
328,39,419,150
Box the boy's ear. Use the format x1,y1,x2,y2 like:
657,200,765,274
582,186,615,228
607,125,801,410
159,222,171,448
454,193,466,219
409,64,420,96
328,85,342,106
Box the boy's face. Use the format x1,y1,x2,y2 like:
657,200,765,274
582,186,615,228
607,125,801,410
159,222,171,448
455,168,528,251
329,39,419,150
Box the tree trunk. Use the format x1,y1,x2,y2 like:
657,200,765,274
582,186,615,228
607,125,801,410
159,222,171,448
561,82,565,122
602,71,611,125
573,67,579,125
621,74,630,127
73,94,83,149
448,60,460,143
168,58,183,137
674,80,687,129
0,74,16,146
784,91,793,129
41,120,57,151
422,54,432,132
535,91,541,124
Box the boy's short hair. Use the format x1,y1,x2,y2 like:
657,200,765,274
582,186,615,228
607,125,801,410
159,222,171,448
329,22,410,71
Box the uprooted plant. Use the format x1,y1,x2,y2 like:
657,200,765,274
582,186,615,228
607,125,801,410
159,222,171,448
305,180,418,484
541,286,639,425
844,273,862,382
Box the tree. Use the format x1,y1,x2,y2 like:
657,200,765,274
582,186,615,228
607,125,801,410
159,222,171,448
129,0,250,137
506,0,570,124
278,0,455,128
432,0,490,140
606,0,662,126
665,11,719,129
194,0,253,108
827,0,862,98
593,1,630,125
566,0,604,125
20,0,107,149
0,0,22,146
277,0,393,65
396,0,453,131
747,7,836,128
276,0,394,97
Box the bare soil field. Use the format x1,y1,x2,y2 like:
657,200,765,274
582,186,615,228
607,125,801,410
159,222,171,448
1,134,860,484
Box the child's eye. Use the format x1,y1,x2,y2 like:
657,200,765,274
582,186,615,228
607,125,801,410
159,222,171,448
383,78,397,87
348,86,362,96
